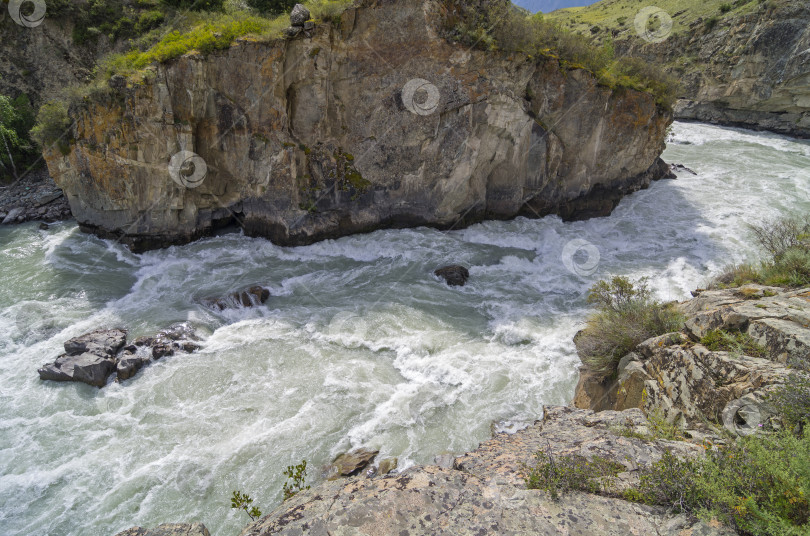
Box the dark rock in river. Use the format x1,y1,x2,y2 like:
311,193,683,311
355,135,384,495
63,328,127,357
203,286,271,310
38,352,118,387
434,265,470,287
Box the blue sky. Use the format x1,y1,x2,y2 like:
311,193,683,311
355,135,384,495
514,0,595,12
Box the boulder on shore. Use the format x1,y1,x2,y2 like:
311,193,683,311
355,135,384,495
326,448,379,479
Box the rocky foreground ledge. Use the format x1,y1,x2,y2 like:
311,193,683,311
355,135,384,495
119,285,810,536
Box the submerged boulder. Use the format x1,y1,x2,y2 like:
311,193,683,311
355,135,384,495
202,286,270,311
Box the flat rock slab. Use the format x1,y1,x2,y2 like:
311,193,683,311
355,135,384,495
241,467,731,536
240,407,732,536
38,352,117,387
64,328,127,357
115,522,210,536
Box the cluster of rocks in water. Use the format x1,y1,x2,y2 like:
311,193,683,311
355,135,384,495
38,323,200,388
0,169,71,225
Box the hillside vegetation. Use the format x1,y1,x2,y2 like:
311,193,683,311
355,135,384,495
545,0,782,42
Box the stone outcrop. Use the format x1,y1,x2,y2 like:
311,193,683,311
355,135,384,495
239,406,733,536
44,0,672,252
38,323,200,387
114,522,210,536
574,285,810,435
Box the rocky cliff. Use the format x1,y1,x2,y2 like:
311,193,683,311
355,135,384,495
43,0,672,252
574,285,809,431
549,0,810,138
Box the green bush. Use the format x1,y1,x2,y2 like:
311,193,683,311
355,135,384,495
700,329,768,358
633,429,810,535
704,16,720,30
767,374,810,433
525,450,623,500
30,100,72,155
574,276,685,381
720,3,733,13
0,94,40,182
711,216,810,289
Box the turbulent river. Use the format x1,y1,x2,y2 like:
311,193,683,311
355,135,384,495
1,122,809,536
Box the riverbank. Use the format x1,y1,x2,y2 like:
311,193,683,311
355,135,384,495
0,168,71,225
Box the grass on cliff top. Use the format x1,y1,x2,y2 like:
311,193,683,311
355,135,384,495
99,0,352,79
545,0,783,42
442,1,679,109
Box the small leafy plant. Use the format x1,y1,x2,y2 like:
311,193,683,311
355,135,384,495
282,459,310,501
525,448,622,500
230,490,262,521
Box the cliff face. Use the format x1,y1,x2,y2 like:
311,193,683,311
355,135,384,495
551,0,810,138
44,0,672,252
656,2,810,137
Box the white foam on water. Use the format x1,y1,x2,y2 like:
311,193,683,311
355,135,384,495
1,122,809,535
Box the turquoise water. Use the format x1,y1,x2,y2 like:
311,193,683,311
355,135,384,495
0,122,808,535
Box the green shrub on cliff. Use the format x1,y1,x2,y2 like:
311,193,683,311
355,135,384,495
525,450,623,500
30,101,72,156
574,276,685,381
711,216,810,289
632,428,810,536
767,374,810,433
700,329,767,358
